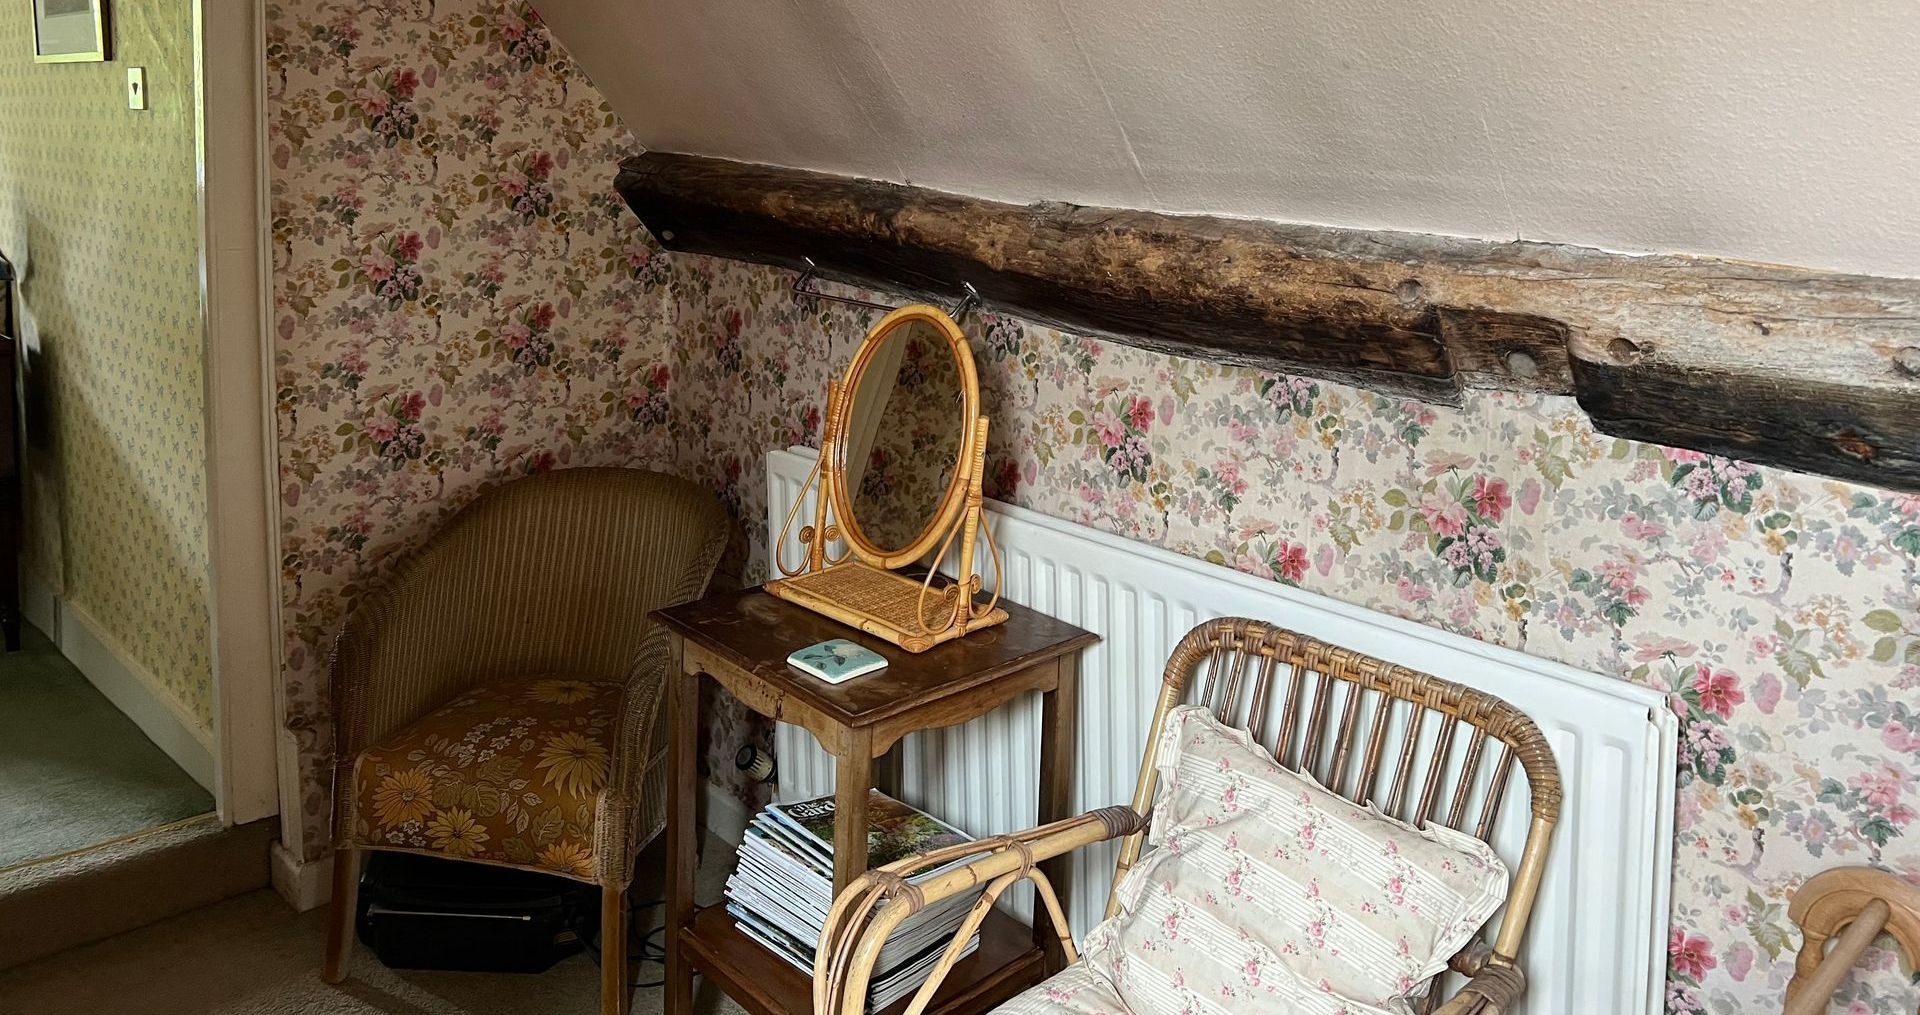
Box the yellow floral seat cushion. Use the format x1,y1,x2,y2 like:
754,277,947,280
348,675,624,881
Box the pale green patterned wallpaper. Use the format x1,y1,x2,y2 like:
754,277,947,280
0,3,213,726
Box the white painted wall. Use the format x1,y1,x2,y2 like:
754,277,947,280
535,0,1920,278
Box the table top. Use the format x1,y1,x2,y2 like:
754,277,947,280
653,586,1097,729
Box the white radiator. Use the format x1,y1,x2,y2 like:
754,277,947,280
767,447,1676,1015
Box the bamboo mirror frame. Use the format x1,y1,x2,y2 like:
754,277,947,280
766,305,1007,653
828,307,978,568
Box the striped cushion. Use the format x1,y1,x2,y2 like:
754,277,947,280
1082,704,1509,1015
993,960,1133,1015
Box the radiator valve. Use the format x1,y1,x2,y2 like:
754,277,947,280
734,743,776,784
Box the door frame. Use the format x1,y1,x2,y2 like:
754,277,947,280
195,0,285,830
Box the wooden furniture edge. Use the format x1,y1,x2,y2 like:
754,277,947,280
657,603,1097,735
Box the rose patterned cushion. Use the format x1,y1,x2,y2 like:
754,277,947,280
993,959,1133,1015
347,675,624,880
1080,704,1509,1015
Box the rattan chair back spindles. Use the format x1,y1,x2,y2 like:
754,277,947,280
817,617,1562,1015
1113,618,1562,1006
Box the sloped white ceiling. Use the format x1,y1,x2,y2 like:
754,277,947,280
534,0,1920,278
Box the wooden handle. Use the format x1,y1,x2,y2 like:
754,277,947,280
1785,866,1920,1015
1785,898,1893,1015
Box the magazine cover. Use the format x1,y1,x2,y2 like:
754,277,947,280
725,789,989,1010
769,790,971,868
744,821,832,882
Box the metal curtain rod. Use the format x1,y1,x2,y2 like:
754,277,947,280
791,257,982,319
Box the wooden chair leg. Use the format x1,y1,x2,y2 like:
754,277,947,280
322,847,362,984
601,887,629,1015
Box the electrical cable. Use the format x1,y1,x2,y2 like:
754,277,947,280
578,896,671,993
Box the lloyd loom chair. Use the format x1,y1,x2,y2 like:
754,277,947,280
321,468,729,1015
817,618,1562,1015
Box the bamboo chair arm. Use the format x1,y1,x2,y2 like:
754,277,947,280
814,806,1147,1015
1448,939,1494,977
1430,963,1527,1015
877,805,1148,886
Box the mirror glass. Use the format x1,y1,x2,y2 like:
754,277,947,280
842,317,966,556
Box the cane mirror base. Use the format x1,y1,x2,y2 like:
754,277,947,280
765,304,1006,653
766,561,1008,654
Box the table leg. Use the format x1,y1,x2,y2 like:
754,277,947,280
664,642,698,1015
831,729,875,898
873,739,904,800
1035,655,1080,971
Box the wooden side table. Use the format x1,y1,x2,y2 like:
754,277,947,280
652,588,1097,1015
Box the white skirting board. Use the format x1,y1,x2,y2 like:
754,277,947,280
700,782,754,846
270,839,331,913
21,569,216,793
766,446,1678,1015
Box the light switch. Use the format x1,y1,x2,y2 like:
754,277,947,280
126,67,147,111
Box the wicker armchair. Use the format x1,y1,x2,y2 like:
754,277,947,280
320,468,729,1015
817,618,1561,1015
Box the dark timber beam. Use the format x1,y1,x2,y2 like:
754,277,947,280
616,152,1920,491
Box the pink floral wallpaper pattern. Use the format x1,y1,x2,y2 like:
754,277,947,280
668,256,1920,1013
264,4,1920,1009
265,0,677,860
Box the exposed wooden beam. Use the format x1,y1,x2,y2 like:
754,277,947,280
616,152,1920,491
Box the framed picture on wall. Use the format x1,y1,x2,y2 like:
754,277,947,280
32,0,109,63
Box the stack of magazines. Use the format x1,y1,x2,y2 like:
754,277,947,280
726,790,983,1010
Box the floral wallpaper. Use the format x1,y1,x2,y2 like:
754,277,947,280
667,255,1920,1013
264,4,1919,1009
265,0,677,860
0,1,213,725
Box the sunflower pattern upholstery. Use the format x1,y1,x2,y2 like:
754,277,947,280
322,468,729,1015
349,675,626,879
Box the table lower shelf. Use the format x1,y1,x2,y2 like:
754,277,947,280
679,903,1046,1015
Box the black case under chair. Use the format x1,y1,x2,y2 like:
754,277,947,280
354,851,599,973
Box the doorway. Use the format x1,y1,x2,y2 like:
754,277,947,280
0,0,281,878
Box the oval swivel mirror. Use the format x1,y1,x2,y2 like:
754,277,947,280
766,305,1007,653
836,311,973,564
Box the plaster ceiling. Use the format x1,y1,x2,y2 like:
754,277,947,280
533,0,1920,278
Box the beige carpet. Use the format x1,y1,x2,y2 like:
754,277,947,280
0,814,274,970
0,837,746,1015
0,623,214,870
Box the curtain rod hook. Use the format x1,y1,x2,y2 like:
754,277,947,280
791,257,820,303
793,257,985,320
952,282,982,320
